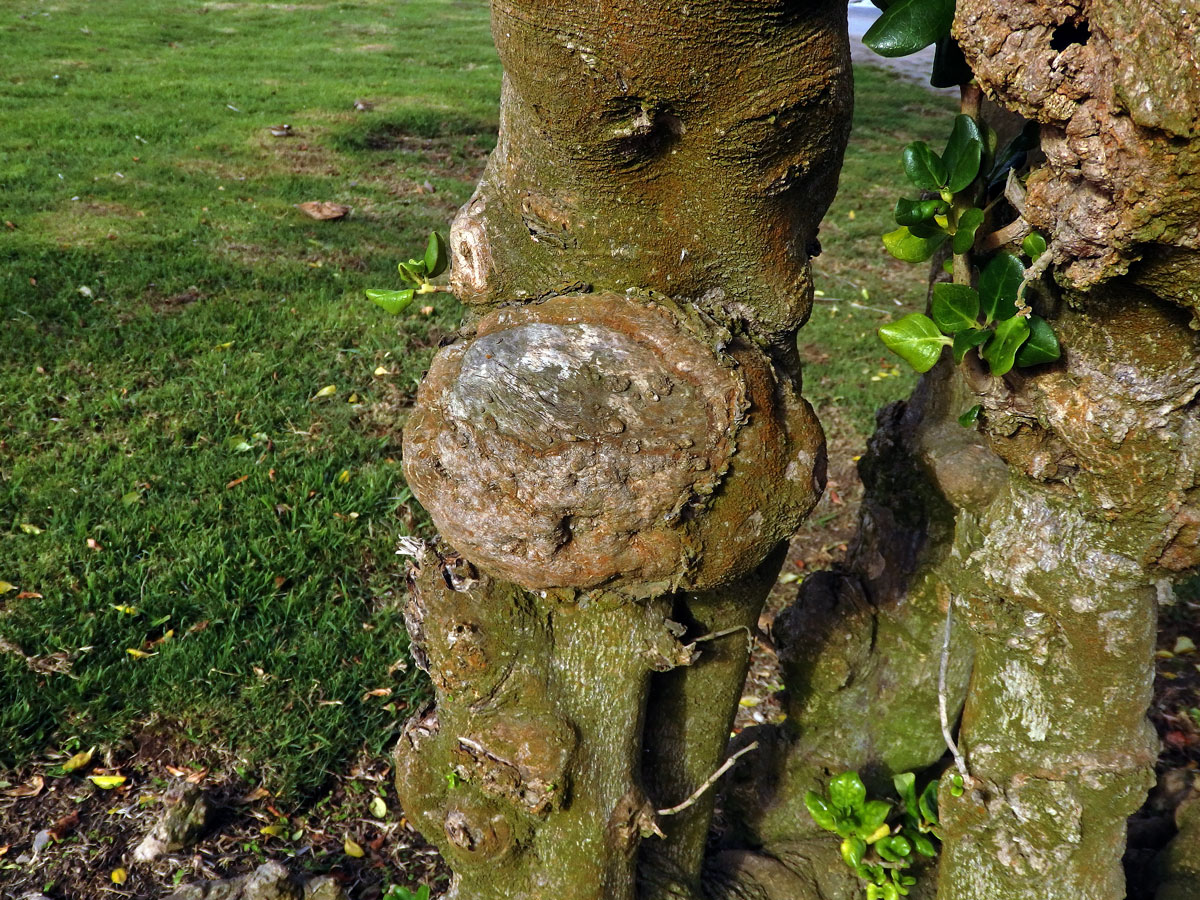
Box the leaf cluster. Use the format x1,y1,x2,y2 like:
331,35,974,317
879,251,1059,377
883,116,985,262
382,886,431,900
804,771,941,900
365,231,449,315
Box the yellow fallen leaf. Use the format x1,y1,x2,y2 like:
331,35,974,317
260,824,286,837
88,775,127,789
338,469,351,484
111,604,140,615
19,523,43,535
373,366,390,376
738,696,761,708
111,868,128,884
213,341,234,351
369,796,387,819
347,392,359,403
1174,636,1196,654
126,648,155,659
343,836,365,858
62,748,94,774
311,384,336,400
1156,649,1176,659
0,581,15,594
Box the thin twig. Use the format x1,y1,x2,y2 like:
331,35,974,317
656,741,759,817
685,624,754,657
939,598,971,783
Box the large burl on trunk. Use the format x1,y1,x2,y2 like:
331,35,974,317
393,2,851,898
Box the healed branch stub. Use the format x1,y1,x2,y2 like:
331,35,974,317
405,291,824,594
395,2,851,899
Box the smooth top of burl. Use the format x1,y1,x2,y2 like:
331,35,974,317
403,292,824,594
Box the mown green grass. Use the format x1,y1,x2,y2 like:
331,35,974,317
1,0,954,797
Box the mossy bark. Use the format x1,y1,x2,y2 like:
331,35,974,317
394,2,852,898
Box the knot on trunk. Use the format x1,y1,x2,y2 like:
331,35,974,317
404,292,823,593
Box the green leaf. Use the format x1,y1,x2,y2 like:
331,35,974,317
902,141,948,191
919,780,940,824
883,226,948,263
952,206,985,255
912,832,938,857
863,0,955,58
930,34,973,88
879,313,949,373
982,315,1030,376
366,288,415,315
895,198,941,226
942,115,983,193
893,772,918,818
952,327,991,364
978,252,1025,321
424,231,449,278
804,791,838,832
957,404,983,427
907,219,946,239
988,120,1040,185
828,772,868,816
841,836,867,869
1022,231,1047,262
1014,314,1061,366
863,799,892,830
930,282,980,334
397,260,426,284
875,834,912,862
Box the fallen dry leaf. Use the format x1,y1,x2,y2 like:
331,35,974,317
226,474,249,490
16,591,42,599
88,774,127,789
296,201,350,221
49,810,80,841
61,748,94,773
111,868,128,884
361,687,391,701
343,836,365,858
86,538,103,551
3,775,45,798
238,785,272,804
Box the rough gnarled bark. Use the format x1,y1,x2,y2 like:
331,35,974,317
393,3,852,898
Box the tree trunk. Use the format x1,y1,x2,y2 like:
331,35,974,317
393,2,852,898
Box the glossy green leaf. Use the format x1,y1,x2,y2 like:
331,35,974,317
366,288,415,316
978,252,1025,321
942,115,983,193
894,198,941,226
952,206,985,255
876,834,912,862
829,772,868,816
912,832,938,857
862,799,892,834
988,120,1040,185
841,836,867,869
804,791,838,832
1022,231,1047,262
424,231,449,278
919,780,940,824
982,315,1030,376
1014,314,1061,366
863,0,955,58
879,313,950,373
397,260,425,284
951,327,990,364
902,141,948,191
893,772,918,818
957,404,983,427
907,219,946,239
931,282,980,334
931,34,973,88
883,226,948,263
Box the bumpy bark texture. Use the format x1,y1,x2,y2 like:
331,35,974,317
956,0,1200,295
924,3,1200,897
394,2,852,898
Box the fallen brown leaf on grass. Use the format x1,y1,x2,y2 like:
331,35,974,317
296,201,350,221
226,474,249,489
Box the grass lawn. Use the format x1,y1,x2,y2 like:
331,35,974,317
0,0,953,816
